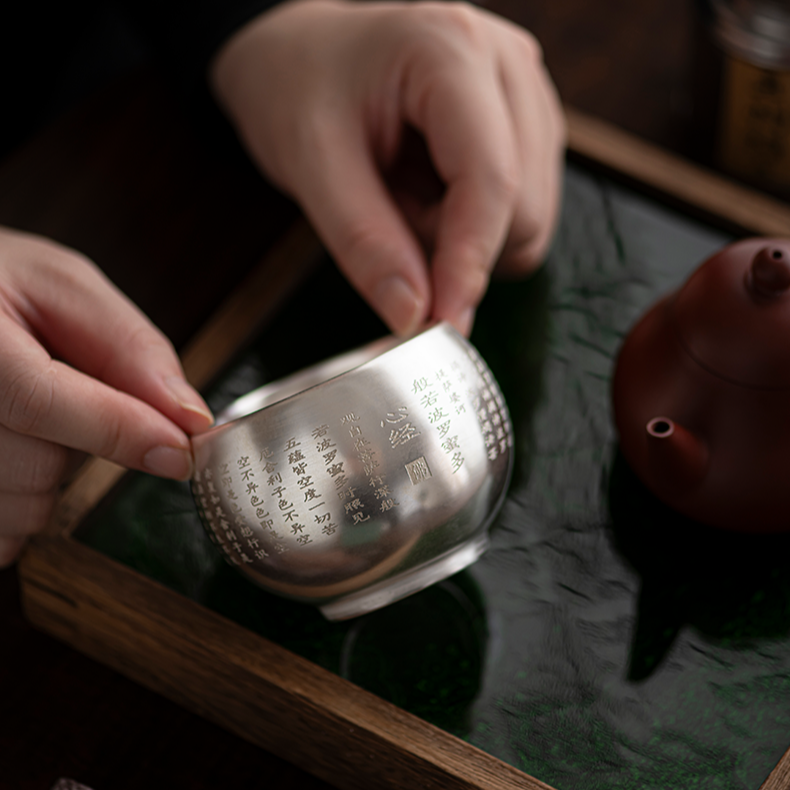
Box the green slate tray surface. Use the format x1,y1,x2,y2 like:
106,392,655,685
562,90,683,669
76,163,790,790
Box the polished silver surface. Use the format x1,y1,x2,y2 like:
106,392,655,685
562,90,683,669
191,323,513,620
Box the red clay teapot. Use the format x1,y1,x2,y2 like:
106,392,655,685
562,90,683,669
612,238,790,532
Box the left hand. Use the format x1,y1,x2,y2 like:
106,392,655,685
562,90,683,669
0,228,213,567
210,0,565,337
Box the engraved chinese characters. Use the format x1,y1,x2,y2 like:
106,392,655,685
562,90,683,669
191,323,513,620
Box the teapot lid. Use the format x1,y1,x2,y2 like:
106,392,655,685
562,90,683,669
674,238,790,389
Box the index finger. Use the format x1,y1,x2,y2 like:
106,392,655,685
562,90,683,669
0,317,193,479
403,45,519,334
3,231,213,435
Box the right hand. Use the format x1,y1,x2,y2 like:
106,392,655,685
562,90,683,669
211,0,566,338
0,227,214,567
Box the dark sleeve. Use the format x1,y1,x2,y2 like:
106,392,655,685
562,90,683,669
119,0,283,85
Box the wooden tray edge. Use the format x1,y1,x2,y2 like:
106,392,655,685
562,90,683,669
565,107,790,237
20,533,552,790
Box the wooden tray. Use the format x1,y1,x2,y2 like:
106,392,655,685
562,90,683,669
18,109,790,790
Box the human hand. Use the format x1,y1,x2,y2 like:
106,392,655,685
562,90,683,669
0,228,213,567
210,0,565,337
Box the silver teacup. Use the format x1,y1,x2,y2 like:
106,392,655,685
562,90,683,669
190,323,513,620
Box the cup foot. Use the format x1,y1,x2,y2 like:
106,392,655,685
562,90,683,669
319,534,489,621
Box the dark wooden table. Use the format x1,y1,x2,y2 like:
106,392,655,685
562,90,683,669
0,2,740,788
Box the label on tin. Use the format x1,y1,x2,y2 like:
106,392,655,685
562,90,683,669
717,54,790,187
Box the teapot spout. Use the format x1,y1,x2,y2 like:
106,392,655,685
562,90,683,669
645,417,709,494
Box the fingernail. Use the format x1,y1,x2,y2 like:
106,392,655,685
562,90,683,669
143,445,194,480
165,377,214,426
456,307,475,337
373,276,426,337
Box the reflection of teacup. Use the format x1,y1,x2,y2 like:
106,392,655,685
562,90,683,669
191,323,513,620
339,575,488,735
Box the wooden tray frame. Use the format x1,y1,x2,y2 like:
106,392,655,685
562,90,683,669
18,109,790,790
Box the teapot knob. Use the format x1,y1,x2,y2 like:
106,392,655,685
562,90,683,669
747,246,790,298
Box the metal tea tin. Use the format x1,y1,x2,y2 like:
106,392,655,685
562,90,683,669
698,0,790,193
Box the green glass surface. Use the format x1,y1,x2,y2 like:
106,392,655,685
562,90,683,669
76,163,790,790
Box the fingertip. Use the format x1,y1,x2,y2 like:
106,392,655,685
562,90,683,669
433,305,475,338
455,307,475,338
495,232,552,280
142,445,195,481
429,239,491,339
164,376,215,434
372,275,428,337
